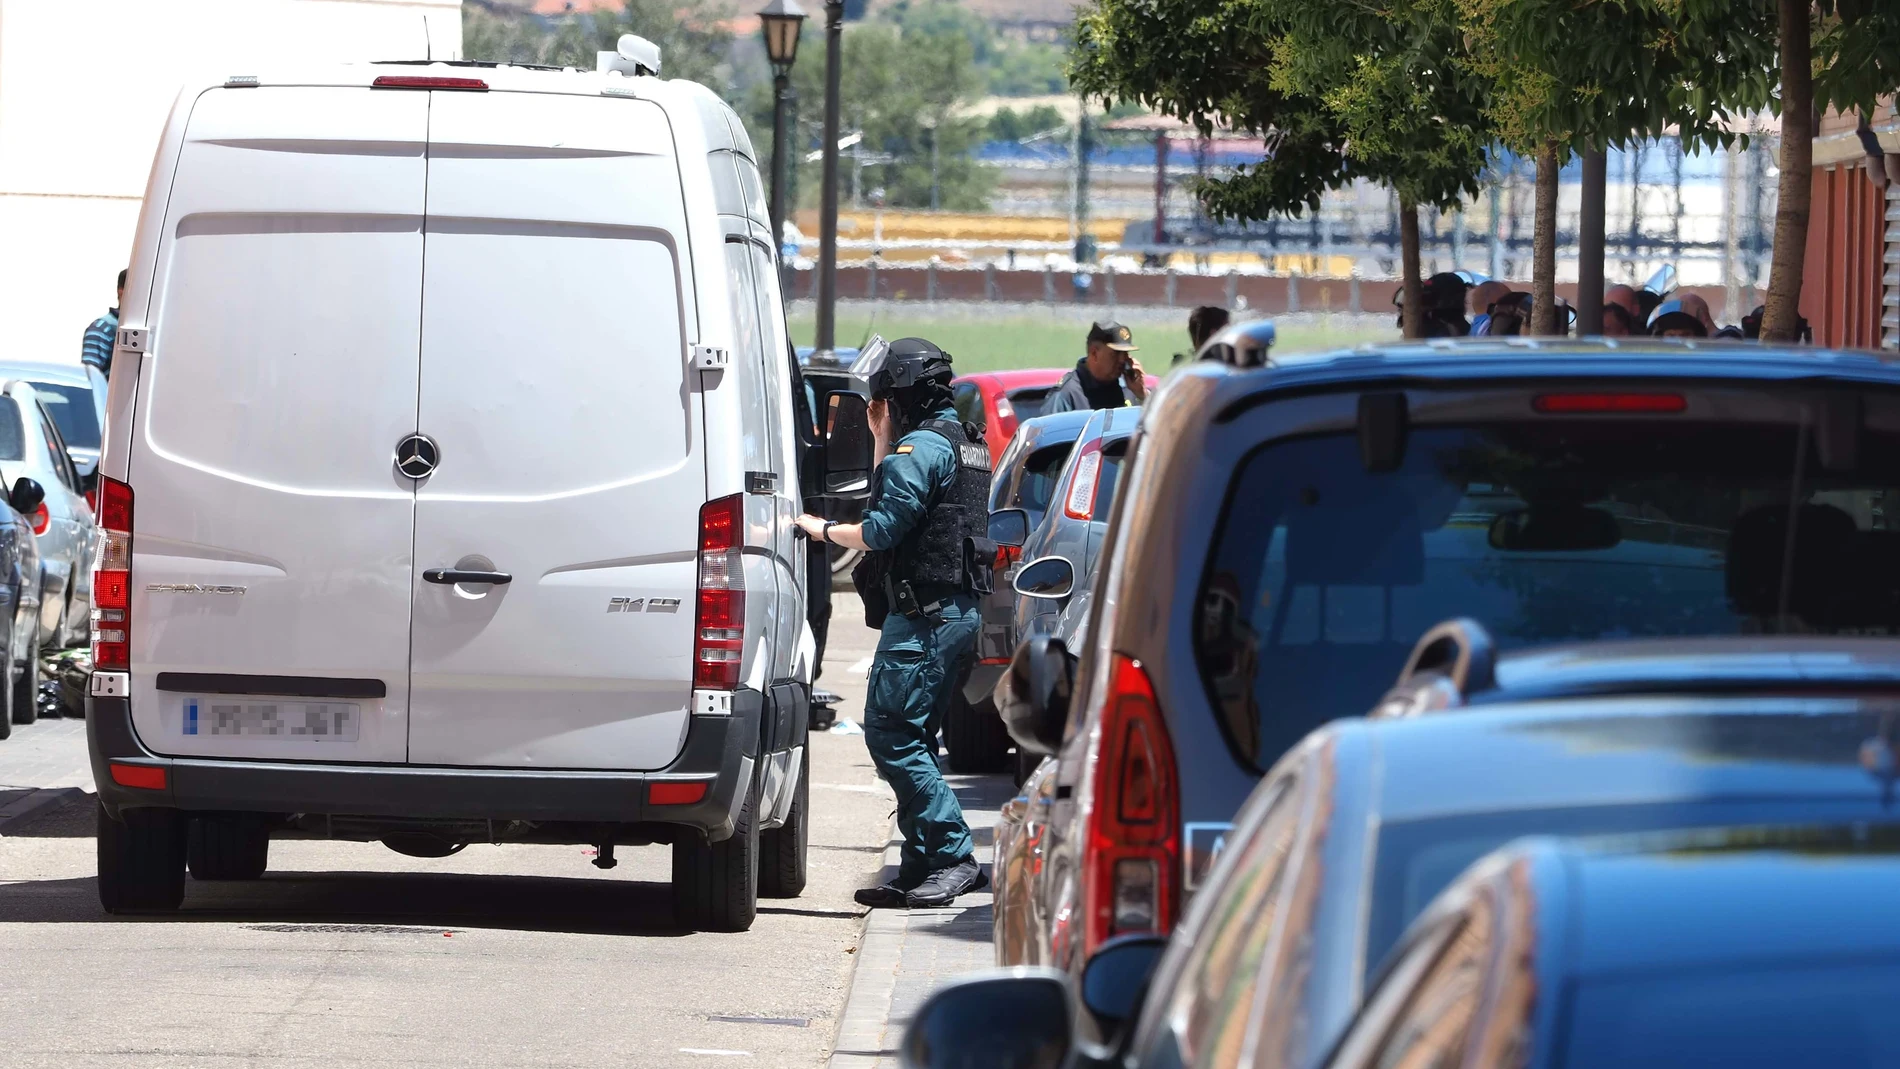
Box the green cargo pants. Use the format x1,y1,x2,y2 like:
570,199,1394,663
864,595,979,883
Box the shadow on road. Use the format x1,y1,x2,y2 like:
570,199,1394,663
0,868,700,937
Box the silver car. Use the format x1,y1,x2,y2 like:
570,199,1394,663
0,362,104,478
0,380,95,649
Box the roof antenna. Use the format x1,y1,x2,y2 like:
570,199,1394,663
423,14,433,61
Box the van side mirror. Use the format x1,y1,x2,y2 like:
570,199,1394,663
1012,555,1074,600
995,635,1075,755
9,477,44,517
901,970,1074,1069
990,508,1030,548
825,391,873,495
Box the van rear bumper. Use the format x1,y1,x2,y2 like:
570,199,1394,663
88,691,761,843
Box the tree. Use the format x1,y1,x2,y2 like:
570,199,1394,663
462,0,739,92
1451,0,1777,332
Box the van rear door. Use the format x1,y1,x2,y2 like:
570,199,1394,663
405,91,701,770
127,86,426,763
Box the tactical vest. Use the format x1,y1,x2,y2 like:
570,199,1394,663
887,418,995,596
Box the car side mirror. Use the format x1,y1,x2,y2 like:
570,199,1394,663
9,477,44,517
825,391,872,495
990,508,1030,549
900,970,1074,1069
995,635,1074,755
1012,556,1074,600
1081,935,1168,1035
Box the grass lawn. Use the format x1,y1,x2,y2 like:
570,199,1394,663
788,305,1397,374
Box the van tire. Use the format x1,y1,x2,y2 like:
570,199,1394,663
187,816,270,881
759,747,809,898
11,633,38,726
671,780,760,932
945,690,1010,774
97,803,187,913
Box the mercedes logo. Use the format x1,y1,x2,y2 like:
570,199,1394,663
394,434,439,479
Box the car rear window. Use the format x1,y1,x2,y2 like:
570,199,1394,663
31,382,99,451
1015,442,1075,519
1009,388,1052,422
1095,438,1130,520
1193,418,1900,771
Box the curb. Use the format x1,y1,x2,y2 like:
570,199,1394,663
827,822,905,1069
0,786,84,833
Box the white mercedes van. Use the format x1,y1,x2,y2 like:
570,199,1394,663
87,48,851,932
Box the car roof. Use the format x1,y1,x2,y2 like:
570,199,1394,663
0,362,88,387
1516,831,1900,976
1189,338,1900,418
1013,410,1093,449
1326,695,1895,824
955,368,1069,390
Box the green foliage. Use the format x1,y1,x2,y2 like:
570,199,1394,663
884,1,1069,96
1816,2,1900,116
771,22,996,210
987,104,1066,142
461,0,737,91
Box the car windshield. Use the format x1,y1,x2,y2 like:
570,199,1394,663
1193,419,1900,771
32,381,100,450
1565,959,1900,1067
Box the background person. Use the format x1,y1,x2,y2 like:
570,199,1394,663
1178,305,1230,363
794,338,990,909
1044,320,1148,412
82,269,125,398
1469,280,1511,335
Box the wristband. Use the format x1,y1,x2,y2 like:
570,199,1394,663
823,520,838,543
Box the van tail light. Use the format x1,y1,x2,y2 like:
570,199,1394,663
1063,438,1105,520
91,476,133,672
694,493,746,689
28,503,48,536
1082,654,1180,957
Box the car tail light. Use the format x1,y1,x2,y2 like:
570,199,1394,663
91,477,133,672
28,503,48,536
372,75,488,91
1063,439,1105,520
1082,654,1180,956
85,489,97,512
995,395,1018,440
694,494,746,689
1532,392,1686,414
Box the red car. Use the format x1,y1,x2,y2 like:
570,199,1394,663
952,367,1162,457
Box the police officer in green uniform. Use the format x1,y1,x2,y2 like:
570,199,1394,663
794,337,992,908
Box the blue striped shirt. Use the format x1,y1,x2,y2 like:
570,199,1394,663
82,307,118,378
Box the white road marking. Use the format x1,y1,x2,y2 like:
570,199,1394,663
848,656,874,674
680,1050,753,1058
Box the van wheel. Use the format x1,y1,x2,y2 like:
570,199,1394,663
671,780,760,932
187,816,270,881
759,747,809,899
11,633,38,725
97,803,187,913
945,690,1010,774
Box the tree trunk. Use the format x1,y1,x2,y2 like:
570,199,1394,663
1531,141,1561,335
1400,194,1424,340
1762,0,1813,343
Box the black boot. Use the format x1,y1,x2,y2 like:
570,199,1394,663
905,857,986,907
854,871,925,908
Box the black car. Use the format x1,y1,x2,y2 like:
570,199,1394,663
903,663,1900,1069
1325,828,1900,1069
994,336,1900,972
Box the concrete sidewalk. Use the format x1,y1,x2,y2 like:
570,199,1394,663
829,772,1016,1069
0,717,92,833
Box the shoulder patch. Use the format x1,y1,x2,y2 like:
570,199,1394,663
895,444,914,454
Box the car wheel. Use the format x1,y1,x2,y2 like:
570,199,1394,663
671,778,760,932
11,632,37,726
187,816,270,881
945,689,1011,774
759,746,809,899
97,803,187,913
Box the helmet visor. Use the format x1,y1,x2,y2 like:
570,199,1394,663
846,335,891,387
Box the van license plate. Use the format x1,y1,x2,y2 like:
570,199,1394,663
182,698,360,741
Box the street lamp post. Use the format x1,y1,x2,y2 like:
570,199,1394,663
757,0,806,263
815,0,845,352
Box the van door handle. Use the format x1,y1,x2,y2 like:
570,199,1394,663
423,569,512,586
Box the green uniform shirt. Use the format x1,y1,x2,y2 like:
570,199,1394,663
858,406,960,553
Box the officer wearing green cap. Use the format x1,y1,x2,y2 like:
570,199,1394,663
794,337,993,907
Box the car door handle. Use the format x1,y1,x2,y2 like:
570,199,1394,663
423,569,512,586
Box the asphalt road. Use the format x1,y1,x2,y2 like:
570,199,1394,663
0,594,904,1068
